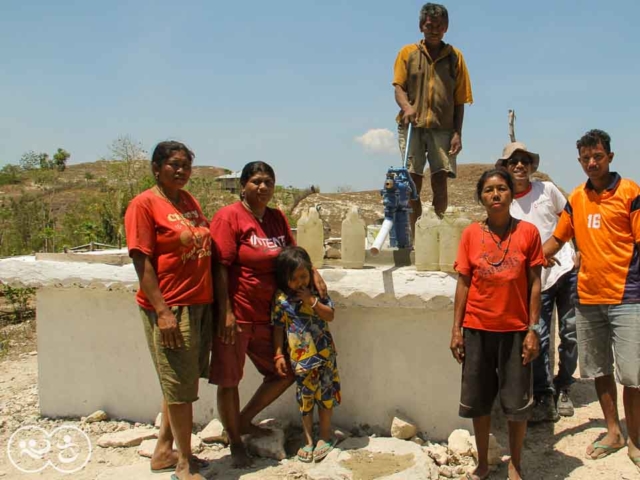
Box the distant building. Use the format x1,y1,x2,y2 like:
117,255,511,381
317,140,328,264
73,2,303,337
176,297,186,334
215,171,241,193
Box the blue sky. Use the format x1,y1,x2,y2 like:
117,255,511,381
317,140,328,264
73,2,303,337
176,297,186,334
1,0,638,193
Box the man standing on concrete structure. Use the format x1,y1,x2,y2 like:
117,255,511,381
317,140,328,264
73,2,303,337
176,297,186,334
543,129,640,469
393,2,473,231
497,142,578,423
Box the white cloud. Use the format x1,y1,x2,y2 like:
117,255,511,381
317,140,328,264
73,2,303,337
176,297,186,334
355,128,397,154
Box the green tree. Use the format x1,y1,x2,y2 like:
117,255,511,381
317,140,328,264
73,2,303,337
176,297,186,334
53,148,70,172
5,194,48,254
76,221,99,244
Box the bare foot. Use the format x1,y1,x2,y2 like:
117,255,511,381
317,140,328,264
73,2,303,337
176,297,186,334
150,452,209,472
508,460,523,480
173,461,205,480
230,443,253,469
465,466,490,480
150,448,178,472
585,434,625,460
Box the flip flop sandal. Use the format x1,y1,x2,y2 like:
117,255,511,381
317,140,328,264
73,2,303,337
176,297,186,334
587,441,624,460
151,456,209,473
313,439,335,463
297,445,314,463
630,455,640,471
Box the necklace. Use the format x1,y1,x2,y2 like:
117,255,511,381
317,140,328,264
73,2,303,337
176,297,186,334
155,185,182,206
485,220,508,250
155,185,203,246
241,199,265,223
481,217,513,267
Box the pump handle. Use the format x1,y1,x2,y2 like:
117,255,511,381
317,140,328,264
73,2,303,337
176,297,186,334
402,123,413,170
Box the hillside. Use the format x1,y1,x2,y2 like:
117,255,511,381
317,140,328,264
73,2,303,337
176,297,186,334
0,160,557,256
0,160,228,216
0,160,231,256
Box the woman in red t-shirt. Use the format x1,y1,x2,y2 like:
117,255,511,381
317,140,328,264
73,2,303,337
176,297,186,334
209,161,325,467
125,141,211,480
450,169,543,480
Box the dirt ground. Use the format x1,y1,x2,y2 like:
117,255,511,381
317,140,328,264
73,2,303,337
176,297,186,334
0,327,638,479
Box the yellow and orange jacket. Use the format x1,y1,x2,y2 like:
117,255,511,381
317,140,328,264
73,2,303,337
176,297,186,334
393,41,473,130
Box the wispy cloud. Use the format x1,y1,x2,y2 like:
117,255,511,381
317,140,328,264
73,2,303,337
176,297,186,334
355,128,397,154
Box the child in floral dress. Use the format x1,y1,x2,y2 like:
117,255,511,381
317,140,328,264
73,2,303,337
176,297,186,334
272,246,340,463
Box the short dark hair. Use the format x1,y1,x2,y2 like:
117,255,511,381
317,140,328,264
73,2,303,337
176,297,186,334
576,129,611,154
275,246,313,293
240,161,276,187
420,3,449,25
475,168,514,204
151,141,194,170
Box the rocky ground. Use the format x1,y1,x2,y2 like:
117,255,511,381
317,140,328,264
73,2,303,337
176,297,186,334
1,342,638,479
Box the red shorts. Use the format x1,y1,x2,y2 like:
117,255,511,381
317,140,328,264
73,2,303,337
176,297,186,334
209,322,289,387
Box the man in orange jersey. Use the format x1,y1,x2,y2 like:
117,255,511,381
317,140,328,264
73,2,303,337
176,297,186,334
543,129,640,470
392,2,473,230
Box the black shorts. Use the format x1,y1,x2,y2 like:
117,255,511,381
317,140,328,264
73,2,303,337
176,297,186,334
459,328,533,421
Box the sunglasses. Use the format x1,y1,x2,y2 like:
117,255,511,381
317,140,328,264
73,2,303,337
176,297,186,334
507,156,532,167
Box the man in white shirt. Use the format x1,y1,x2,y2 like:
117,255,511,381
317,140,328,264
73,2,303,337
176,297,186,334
497,142,578,422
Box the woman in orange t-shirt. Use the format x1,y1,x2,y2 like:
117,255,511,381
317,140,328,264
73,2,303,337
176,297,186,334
124,141,211,480
450,169,543,480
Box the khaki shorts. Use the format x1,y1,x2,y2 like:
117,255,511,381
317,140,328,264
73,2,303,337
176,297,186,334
398,124,457,178
140,304,213,404
575,303,640,387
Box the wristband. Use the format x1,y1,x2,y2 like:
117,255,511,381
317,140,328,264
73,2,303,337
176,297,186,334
311,297,319,309
274,354,285,361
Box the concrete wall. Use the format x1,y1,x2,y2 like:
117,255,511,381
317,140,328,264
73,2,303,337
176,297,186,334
36,281,468,441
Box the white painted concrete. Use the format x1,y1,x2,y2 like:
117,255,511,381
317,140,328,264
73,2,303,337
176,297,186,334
2,257,469,441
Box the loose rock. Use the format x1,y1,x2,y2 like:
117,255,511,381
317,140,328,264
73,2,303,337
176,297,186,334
199,418,227,444
154,412,162,428
424,442,449,466
390,415,418,440
439,465,455,478
97,427,157,448
84,410,108,423
447,429,474,457
243,428,286,460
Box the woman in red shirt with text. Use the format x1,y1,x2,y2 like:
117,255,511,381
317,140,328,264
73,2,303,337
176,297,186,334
450,169,543,480
209,161,325,467
125,141,212,480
